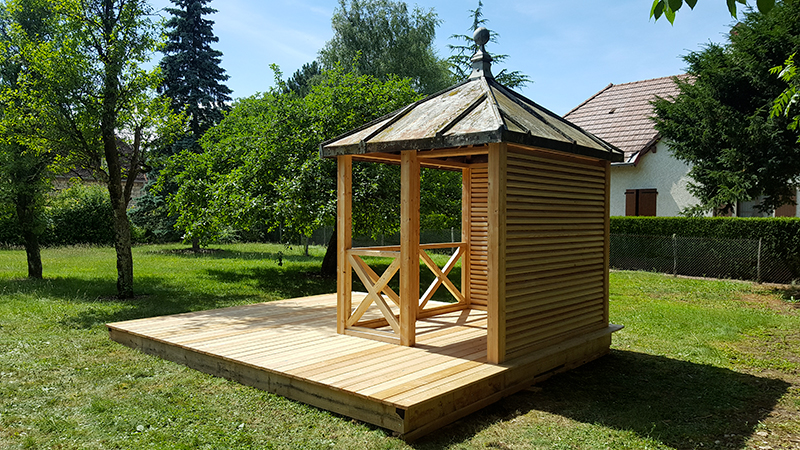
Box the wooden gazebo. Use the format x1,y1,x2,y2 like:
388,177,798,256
321,28,624,364
108,28,625,440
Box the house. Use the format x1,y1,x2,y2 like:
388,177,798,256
564,76,799,218
52,137,148,205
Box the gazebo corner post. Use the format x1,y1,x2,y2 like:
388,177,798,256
400,150,420,346
487,142,507,364
337,155,353,335
461,167,472,307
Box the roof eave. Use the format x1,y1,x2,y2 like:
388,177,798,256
321,129,624,162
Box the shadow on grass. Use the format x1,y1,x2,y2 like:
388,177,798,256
204,266,336,300
143,247,320,263
1,266,337,330
420,350,789,449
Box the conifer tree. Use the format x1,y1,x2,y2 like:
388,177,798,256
159,0,231,150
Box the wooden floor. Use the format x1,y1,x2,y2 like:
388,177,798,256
108,293,620,440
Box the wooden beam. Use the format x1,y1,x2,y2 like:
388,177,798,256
461,167,471,308
487,142,507,364
337,155,353,335
418,146,489,158
400,150,420,347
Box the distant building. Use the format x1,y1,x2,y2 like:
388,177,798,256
52,137,148,205
565,76,798,217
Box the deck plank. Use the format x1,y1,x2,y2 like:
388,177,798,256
108,293,618,440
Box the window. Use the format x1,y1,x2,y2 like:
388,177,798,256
775,196,797,217
625,188,657,216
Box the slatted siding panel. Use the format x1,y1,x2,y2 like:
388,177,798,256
469,165,489,308
503,147,607,359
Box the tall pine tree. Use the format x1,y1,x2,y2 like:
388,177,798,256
141,0,232,249
159,0,231,150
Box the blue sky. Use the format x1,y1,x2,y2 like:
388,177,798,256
150,0,738,115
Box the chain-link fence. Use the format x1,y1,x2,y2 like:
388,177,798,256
611,234,798,284
303,229,798,284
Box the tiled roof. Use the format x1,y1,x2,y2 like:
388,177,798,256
564,75,686,163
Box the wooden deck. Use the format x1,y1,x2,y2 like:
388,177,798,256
108,293,620,440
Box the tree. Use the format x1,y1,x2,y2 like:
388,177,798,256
162,64,462,273
318,0,453,95
447,1,531,88
137,0,231,252
772,52,800,141
159,0,231,150
0,0,56,279
4,0,184,298
650,0,775,24
652,0,800,215
285,61,323,98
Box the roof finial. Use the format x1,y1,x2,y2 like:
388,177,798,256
469,27,494,80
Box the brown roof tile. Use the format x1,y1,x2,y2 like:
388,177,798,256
564,75,686,163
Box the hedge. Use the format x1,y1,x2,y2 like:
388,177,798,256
610,216,800,281
0,184,115,247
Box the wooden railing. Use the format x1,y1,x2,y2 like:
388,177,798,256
343,242,468,342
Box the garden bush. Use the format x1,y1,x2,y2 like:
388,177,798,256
44,183,115,246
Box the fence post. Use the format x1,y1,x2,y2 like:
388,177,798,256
757,238,762,284
672,233,677,277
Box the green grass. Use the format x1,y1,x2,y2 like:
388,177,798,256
1,244,798,449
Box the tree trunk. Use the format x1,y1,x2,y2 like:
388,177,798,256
320,223,337,277
192,236,200,252
16,200,42,279
112,203,134,298
303,235,309,256
21,224,43,279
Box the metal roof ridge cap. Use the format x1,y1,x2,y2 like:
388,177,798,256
434,91,488,139
480,76,506,131
490,79,577,145
494,82,622,155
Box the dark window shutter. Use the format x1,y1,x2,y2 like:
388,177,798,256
639,189,658,216
775,197,797,217
625,189,637,216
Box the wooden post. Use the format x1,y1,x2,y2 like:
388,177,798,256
461,167,471,307
400,150,420,346
487,143,506,364
603,160,611,326
337,156,353,335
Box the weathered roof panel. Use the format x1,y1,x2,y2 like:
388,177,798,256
320,29,623,163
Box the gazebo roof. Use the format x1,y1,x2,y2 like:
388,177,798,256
321,29,624,163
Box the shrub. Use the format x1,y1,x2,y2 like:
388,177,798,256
44,183,115,246
0,203,22,246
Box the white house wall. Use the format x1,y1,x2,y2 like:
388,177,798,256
609,141,701,217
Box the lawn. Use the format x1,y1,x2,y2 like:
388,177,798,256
0,243,798,449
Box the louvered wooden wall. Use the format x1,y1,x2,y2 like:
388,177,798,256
468,164,489,309
502,145,609,360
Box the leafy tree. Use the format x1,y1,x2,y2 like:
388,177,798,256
162,64,462,272
652,0,800,215
0,0,55,279
4,0,184,298
318,0,453,95
447,1,531,88
772,52,800,141
650,0,775,23
159,0,231,150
